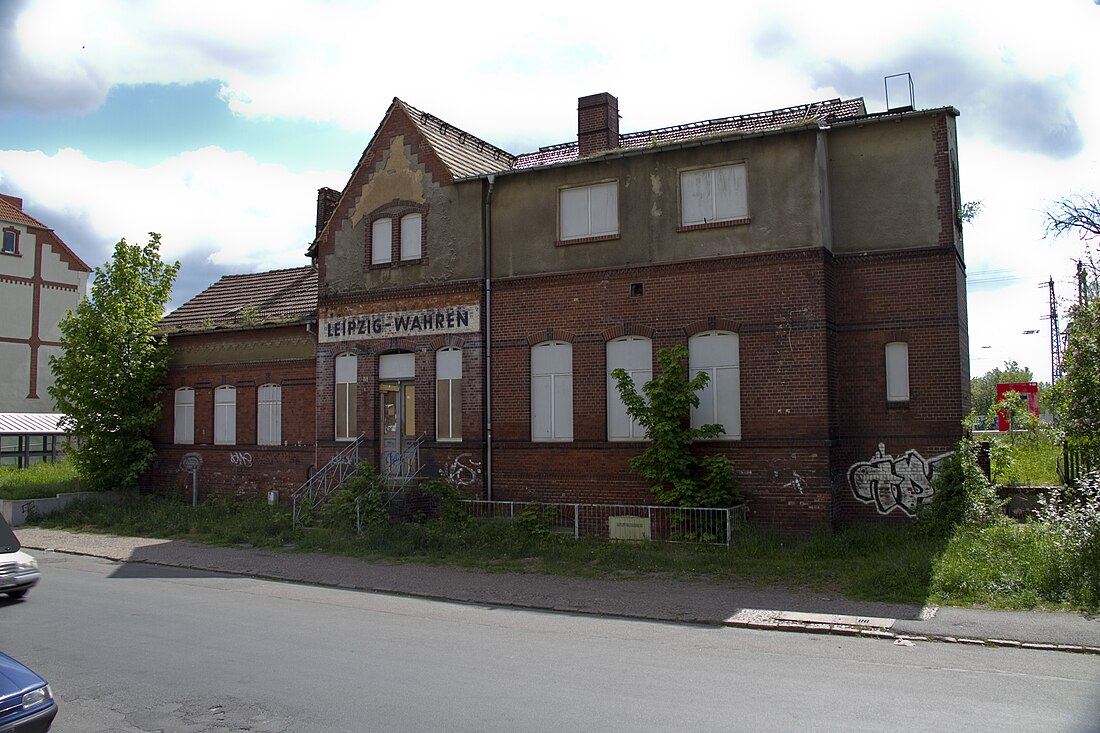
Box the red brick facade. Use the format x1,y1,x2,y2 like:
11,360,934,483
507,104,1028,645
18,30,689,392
148,94,968,533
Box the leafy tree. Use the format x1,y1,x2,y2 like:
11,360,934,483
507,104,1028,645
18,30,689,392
1050,297,1100,446
970,361,1035,418
49,234,180,491
611,345,738,507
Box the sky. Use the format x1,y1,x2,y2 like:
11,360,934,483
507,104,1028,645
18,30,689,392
1,0,1098,384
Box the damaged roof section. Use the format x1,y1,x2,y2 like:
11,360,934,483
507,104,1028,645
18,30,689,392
160,266,317,333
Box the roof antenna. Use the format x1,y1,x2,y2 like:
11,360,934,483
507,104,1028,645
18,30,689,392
884,73,915,112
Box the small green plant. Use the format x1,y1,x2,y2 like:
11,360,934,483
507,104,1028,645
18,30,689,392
1033,472,1100,607
238,301,260,326
317,464,389,533
514,503,555,539
612,345,739,508
419,479,472,530
918,422,1004,536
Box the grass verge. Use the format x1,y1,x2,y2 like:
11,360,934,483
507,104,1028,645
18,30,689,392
0,460,82,500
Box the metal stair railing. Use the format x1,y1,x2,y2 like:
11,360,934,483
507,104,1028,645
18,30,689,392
292,434,367,525
383,433,428,504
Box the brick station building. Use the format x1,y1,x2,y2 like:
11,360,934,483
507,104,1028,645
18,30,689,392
147,92,969,532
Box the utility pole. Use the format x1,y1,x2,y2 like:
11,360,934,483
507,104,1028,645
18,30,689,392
1049,277,1062,382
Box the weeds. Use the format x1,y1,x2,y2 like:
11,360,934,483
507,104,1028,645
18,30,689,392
0,459,82,500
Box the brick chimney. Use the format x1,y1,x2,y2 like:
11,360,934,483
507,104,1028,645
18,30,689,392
0,194,23,210
315,187,340,237
578,93,619,157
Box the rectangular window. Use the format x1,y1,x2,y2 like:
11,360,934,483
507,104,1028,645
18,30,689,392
681,164,748,226
560,181,618,241
2,229,17,255
436,347,462,441
214,386,236,445
607,336,652,441
532,341,573,441
257,384,282,445
689,331,741,440
371,218,392,265
886,342,910,402
401,213,422,261
174,388,195,445
335,353,357,440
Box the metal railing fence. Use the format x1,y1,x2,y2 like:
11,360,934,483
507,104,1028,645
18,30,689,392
461,500,746,547
291,435,366,525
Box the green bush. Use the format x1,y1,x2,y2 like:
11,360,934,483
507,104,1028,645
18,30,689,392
918,429,1003,536
1033,472,1100,607
317,464,389,533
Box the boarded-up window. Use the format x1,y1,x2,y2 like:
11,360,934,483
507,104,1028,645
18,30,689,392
436,347,462,441
214,385,236,446
401,213,422,260
886,342,910,402
532,341,573,441
174,388,194,445
560,182,618,240
335,353,357,440
607,336,652,441
372,218,392,264
681,164,748,226
689,331,741,440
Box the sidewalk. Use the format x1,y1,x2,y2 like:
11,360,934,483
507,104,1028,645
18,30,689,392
17,527,1100,655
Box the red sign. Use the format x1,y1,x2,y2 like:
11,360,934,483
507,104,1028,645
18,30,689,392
996,382,1039,431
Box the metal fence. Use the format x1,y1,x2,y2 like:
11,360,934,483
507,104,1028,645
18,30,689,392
461,500,746,547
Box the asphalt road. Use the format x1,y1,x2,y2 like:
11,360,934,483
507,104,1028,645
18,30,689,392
3,550,1099,733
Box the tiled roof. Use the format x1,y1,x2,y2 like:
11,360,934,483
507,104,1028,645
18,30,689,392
160,266,317,333
0,194,46,228
397,99,516,179
513,98,868,169
0,413,66,435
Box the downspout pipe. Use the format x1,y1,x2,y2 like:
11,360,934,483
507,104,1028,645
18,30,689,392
483,174,495,501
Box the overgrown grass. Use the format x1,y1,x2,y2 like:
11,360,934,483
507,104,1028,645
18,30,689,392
997,439,1061,487
30,493,953,606
0,460,82,500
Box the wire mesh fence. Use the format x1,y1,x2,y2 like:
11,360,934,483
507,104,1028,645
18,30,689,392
461,500,746,547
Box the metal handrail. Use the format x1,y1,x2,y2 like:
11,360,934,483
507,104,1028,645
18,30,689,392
292,435,367,525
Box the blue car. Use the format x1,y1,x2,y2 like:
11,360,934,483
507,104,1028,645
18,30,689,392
0,651,56,732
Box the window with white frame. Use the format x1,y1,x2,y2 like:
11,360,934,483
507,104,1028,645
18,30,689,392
436,347,462,441
371,218,392,265
335,353,357,440
885,341,910,402
257,384,282,445
531,341,573,441
560,181,618,241
174,387,194,445
680,164,748,226
689,331,741,439
2,228,18,255
607,336,652,440
214,385,236,445
400,213,422,261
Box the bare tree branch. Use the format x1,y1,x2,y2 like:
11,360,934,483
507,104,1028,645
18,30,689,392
1045,193,1100,241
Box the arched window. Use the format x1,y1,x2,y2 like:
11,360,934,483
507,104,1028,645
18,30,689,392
214,385,237,445
607,336,651,440
174,387,194,445
531,341,572,441
436,347,462,441
885,342,910,402
371,218,392,265
400,213,423,261
688,331,740,440
335,353,357,441
257,384,282,445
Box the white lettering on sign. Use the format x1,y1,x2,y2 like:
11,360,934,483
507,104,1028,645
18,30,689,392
320,305,480,343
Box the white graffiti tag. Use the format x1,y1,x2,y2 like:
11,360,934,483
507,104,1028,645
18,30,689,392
439,453,482,487
229,451,253,467
848,444,951,516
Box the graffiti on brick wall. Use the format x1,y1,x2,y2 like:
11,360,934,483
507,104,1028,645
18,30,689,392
848,443,951,517
440,453,482,487
229,451,253,468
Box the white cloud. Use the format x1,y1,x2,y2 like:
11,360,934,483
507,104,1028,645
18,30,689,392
0,146,339,271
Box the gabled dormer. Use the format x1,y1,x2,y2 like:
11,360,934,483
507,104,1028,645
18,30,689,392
310,98,514,299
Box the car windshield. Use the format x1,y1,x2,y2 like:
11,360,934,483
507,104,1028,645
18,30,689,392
0,514,20,553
